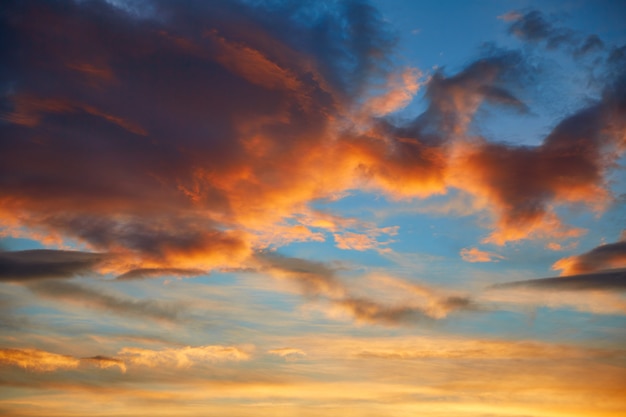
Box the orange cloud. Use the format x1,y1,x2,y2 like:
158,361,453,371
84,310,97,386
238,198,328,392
363,68,422,116
449,137,606,245
118,345,252,368
1,0,625,277
460,247,504,263
0,348,80,372
333,232,379,251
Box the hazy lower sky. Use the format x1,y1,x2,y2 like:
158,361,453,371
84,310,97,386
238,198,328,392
1,1,625,416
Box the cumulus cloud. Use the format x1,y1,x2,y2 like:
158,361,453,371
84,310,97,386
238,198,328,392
0,0,626,290
0,345,249,373
449,85,626,244
0,0,624,272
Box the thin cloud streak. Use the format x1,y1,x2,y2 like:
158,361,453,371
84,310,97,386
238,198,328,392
492,269,626,291
27,280,183,323
0,250,107,281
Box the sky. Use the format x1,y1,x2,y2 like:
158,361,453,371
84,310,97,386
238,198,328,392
0,0,625,416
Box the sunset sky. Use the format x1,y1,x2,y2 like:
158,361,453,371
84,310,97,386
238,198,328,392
1,0,626,416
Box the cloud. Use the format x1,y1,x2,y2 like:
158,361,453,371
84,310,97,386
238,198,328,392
507,10,575,48
82,355,127,373
331,296,432,325
504,9,608,59
323,274,480,325
333,232,380,251
362,68,422,116
0,348,80,372
353,339,621,360
27,280,183,323
254,253,479,326
0,0,624,274
449,81,626,244
0,0,406,271
118,345,251,368
0,345,248,374
460,247,504,263
416,51,528,136
552,239,626,275
267,347,306,360
253,251,344,298
494,269,626,292
116,268,206,281
0,249,106,281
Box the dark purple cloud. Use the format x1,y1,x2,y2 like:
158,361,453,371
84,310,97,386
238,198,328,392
493,269,626,292
0,250,106,281
553,239,626,275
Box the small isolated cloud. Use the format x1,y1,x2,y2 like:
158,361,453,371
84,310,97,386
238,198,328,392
545,241,578,251
460,247,504,263
0,348,80,372
334,232,379,251
498,11,523,22
82,355,127,373
268,347,306,360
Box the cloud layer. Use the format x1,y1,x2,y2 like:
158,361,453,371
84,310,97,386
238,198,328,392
1,0,624,280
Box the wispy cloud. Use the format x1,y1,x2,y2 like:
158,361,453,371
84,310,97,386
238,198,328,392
460,247,504,263
267,347,306,359
27,280,183,323
0,345,249,374
116,268,206,281
118,345,251,368
0,348,80,372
